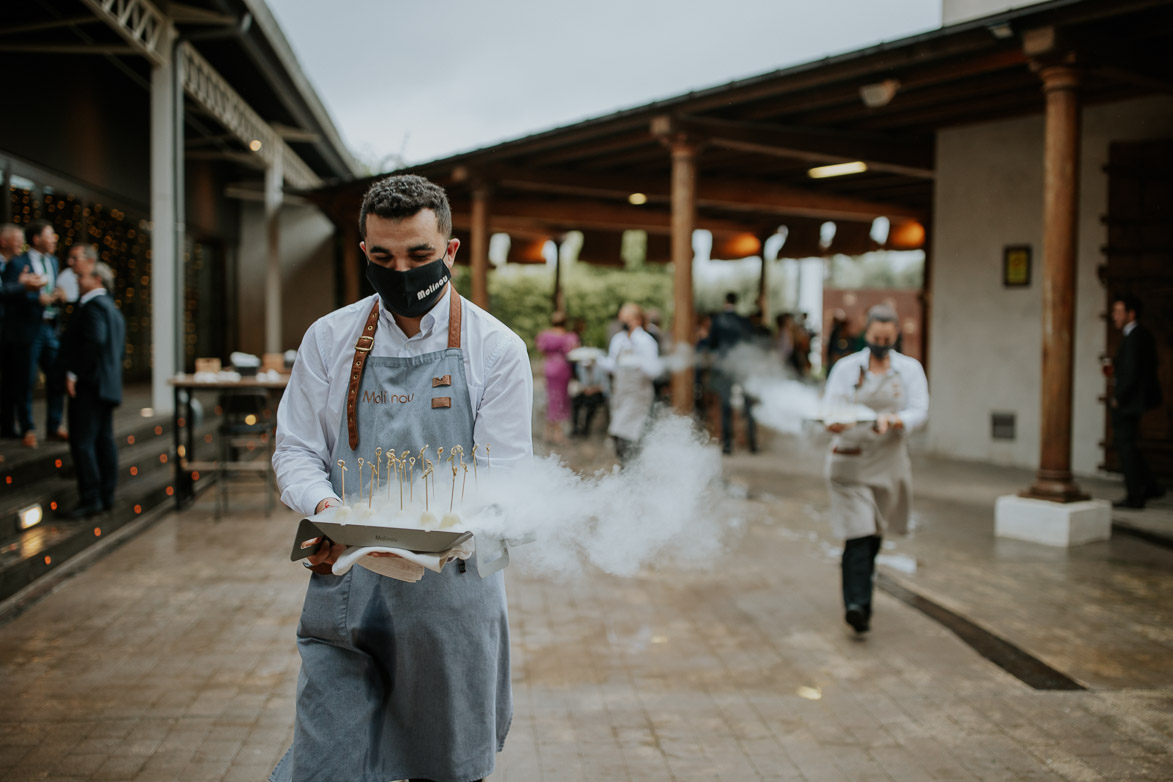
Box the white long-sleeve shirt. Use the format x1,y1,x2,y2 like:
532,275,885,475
824,348,929,432
601,327,661,378
273,291,534,516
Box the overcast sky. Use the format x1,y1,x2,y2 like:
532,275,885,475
266,0,942,170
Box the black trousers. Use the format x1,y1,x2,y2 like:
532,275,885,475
613,435,636,465
68,394,118,508
571,391,605,435
0,338,30,436
1113,411,1157,502
841,535,882,614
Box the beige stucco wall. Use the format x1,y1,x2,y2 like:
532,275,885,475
941,0,1048,25
928,95,1173,476
237,201,336,356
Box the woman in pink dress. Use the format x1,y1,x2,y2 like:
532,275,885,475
535,311,580,444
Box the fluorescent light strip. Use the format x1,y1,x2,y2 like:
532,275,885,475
808,161,868,179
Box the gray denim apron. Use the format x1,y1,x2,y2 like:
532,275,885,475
825,365,912,540
271,291,511,782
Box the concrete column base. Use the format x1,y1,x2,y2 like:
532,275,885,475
994,495,1112,547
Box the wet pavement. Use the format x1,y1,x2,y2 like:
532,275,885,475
1,429,1170,781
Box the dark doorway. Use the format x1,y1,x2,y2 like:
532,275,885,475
1101,140,1173,478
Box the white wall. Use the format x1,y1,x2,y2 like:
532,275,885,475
941,0,1048,25
238,201,336,356
929,95,1173,476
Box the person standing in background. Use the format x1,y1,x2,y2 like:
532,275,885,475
60,259,124,519
1,223,44,439
6,220,67,447
54,243,87,307
704,292,758,455
1109,295,1164,509
535,311,579,445
604,302,659,464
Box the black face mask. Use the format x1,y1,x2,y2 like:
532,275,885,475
366,256,450,318
866,341,893,359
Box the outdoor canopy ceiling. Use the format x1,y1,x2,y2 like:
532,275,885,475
308,0,1172,261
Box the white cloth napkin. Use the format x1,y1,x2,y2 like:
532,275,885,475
331,544,473,582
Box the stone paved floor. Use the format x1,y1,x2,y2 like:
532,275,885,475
1,432,1170,781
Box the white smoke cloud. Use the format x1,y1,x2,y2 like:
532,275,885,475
331,416,730,577
713,343,875,433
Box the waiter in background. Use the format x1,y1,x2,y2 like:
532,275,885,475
271,174,532,782
824,305,928,634
603,302,660,465
1109,294,1164,509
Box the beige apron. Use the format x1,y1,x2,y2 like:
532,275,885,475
825,366,912,540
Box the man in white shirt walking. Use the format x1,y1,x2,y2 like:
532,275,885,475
271,174,532,782
823,305,929,634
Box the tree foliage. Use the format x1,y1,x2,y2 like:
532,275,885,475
453,262,674,352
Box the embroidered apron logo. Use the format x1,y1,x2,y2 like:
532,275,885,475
362,390,414,404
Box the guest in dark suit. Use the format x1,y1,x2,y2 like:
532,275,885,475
1,223,44,438
1110,294,1164,509
61,258,125,519
700,292,758,455
6,220,67,447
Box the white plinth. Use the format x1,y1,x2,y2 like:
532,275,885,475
994,495,1112,547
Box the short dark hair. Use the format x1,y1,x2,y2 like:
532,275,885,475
865,304,898,331
359,174,452,240
1115,294,1143,319
25,220,52,245
725,292,738,305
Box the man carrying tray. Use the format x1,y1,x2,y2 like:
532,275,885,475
271,174,533,782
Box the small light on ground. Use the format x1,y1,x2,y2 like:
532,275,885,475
19,505,43,530
796,686,822,701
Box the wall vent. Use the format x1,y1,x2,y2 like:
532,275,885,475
991,412,1016,441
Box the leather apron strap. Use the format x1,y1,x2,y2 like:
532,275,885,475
346,286,462,450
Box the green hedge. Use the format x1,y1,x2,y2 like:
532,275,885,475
453,263,674,352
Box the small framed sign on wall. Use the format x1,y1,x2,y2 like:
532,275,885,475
1003,245,1032,287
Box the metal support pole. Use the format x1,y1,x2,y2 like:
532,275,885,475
150,25,180,412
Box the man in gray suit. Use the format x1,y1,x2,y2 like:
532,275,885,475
61,258,125,519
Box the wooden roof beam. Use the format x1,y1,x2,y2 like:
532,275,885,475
650,115,934,179
456,166,925,222
452,198,766,235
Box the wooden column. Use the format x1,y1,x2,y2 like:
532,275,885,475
470,183,492,310
669,136,701,414
1025,62,1087,502
341,218,360,304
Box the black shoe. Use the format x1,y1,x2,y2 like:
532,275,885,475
845,604,870,633
1112,497,1146,510
66,503,102,520
1146,485,1166,501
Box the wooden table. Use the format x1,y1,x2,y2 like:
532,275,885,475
167,375,289,511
